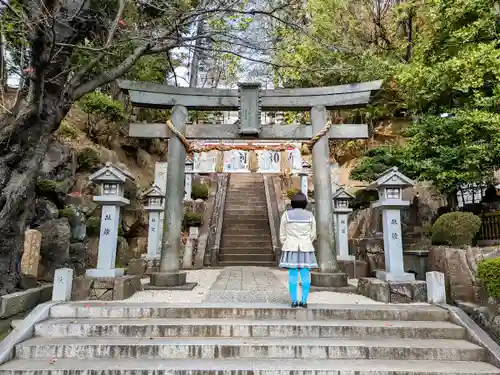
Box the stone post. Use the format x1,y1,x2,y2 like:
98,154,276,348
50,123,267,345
52,268,73,302
369,167,415,282
21,229,42,287
154,162,168,255
86,163,134,278
298,160,310,196
184,157,194,201
143,185,165,261
426,271,446,304
155,105,188,287
310,105,347,288
332,187,355,261
182,226,199,269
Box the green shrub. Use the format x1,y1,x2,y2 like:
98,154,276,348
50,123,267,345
431,212,481,247
59,207,75,220
351,189,378,210
183,211,203,228
86,216,101,237
57,121,78,139
77,148,101,172
36,179,59,198
286,188,300,199
478,258,500,299
191,183,209,200
80,92,125,122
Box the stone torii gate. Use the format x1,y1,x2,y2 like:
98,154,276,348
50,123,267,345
118,80,382,289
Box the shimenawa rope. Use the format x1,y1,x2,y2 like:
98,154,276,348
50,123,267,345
165,119,334,155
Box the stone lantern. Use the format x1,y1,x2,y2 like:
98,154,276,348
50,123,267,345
368,166,415,282
184,157,194,201
143,185,165,261
298,160,311,196
87,162,134,278
332,187,355,261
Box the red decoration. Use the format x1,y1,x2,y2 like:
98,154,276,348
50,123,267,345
118,19,127,27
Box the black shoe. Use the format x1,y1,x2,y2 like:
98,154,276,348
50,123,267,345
299,302,308,308
291,301,299,308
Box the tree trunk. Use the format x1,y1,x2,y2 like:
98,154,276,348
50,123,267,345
0,95,70,295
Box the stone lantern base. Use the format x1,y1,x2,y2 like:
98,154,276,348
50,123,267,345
145,271,198,290
357,277,427,303
310,271,356,293
86,268,124,278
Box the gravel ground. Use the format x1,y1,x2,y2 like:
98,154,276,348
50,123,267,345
125,269,222,303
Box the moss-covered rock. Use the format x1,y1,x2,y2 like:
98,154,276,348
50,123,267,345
86,216,101,237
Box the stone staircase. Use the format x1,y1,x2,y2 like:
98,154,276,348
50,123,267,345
1,302,500,375
219,174,275,266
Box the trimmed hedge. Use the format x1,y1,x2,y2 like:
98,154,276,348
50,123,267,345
478,258,500,299
191,183,209,200
431,211,481,247
183,211,203,228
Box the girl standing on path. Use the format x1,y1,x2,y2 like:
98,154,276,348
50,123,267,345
279,191,318,308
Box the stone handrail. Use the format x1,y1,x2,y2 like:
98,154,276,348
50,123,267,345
205,173,229,266
263,176,281,264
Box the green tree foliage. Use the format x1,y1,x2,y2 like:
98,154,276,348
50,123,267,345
351,111,500,198
276,0,500,202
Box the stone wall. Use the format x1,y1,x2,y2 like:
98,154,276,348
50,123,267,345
427,246,500,304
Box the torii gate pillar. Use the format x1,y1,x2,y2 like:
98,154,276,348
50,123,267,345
151,105,188,287
310,106,347,288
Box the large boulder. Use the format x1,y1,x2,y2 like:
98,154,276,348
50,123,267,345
69,242,86,275
40,141,77,195
428,246,488,303
64,205,87,242
29,198,59,228
37,218,71,281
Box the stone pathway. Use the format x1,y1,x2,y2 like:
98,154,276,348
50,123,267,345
204,267,289,303
126,266,391,305
126,269,221,303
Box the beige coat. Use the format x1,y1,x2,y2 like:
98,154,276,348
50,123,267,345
279,208,317,252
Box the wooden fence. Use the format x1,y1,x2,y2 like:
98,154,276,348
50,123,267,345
478,211,500,243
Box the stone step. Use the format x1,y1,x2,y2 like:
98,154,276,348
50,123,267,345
220,240,272,248
34,319,466,340
217,260,276,267
2,358,499,375
223,213,268,219
226,193,266,197
15,337,486,361
222,227,271,234
218,253,275,262
222,220,270,226
48,303,452,321
219,247,273,255
224,198,266,203
224,208,269,214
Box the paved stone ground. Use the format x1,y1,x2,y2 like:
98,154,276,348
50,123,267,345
126,269,221,303
204,267,289,303
127,266,394,305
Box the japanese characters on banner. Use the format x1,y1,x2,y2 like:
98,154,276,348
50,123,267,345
184,142,304,174
193,150,217,173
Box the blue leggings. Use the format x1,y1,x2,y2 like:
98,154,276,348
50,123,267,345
288,268,311,303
